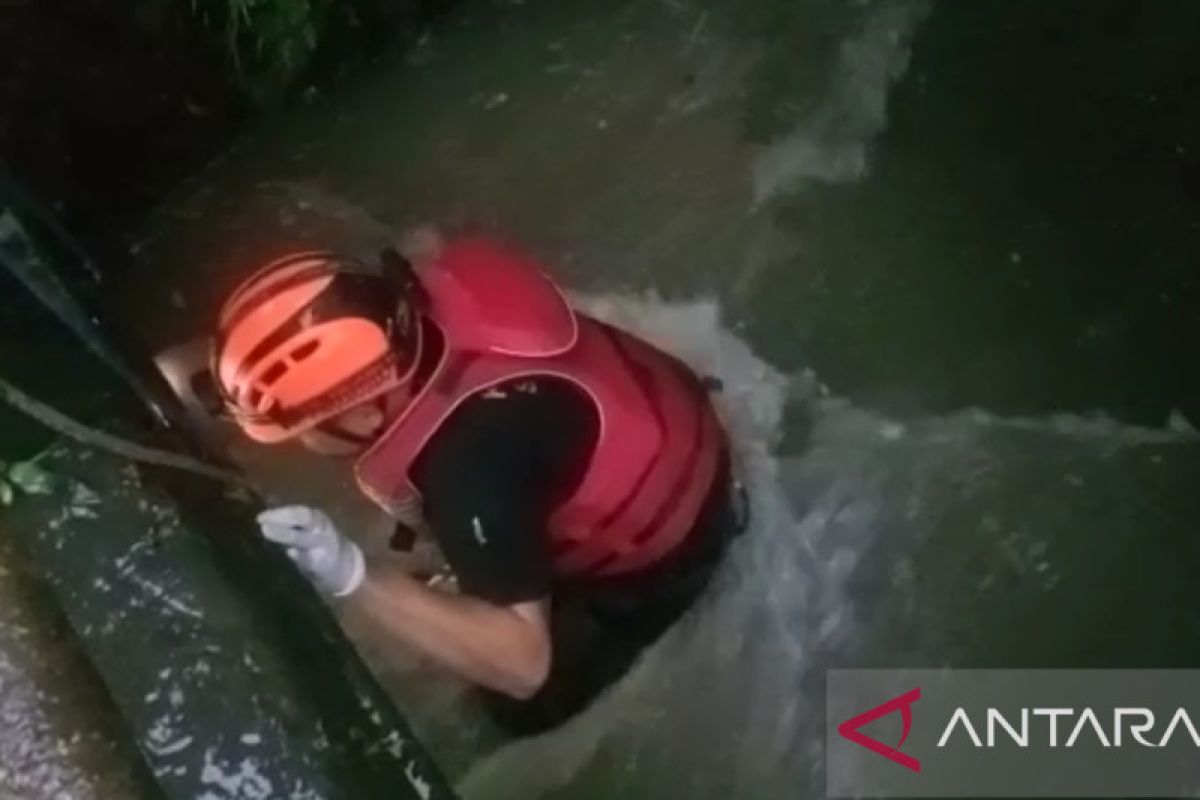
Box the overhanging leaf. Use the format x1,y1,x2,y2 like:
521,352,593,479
8,460,54,495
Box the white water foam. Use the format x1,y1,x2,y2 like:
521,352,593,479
452,293,897,798
456,292,1197,800
752,0,931,202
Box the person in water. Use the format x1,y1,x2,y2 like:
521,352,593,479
210,230,743,733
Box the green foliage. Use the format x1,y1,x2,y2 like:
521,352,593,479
193,0,325,97
0,457,54,506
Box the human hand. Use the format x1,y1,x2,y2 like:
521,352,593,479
257,506,366,597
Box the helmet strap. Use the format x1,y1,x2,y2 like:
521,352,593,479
379,247,430,311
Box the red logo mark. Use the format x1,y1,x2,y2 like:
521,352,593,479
837,687,922,773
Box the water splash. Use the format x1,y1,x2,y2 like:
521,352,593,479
453,293,1197,800
752,0,931,202
452,293,876,798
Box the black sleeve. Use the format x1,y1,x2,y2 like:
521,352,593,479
414,394,554,604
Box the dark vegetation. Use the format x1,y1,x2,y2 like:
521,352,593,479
0,0,452,253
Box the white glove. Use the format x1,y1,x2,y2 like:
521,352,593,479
257,506,366,598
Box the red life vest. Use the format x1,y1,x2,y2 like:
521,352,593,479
354,238,725,578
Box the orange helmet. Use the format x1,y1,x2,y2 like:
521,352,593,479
212,250,422,443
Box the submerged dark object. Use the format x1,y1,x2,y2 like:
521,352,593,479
0,178,455,798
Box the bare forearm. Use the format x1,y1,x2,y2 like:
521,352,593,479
342,566,550,699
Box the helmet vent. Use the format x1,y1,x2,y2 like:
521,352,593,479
290,340,320,361
260,362,287,385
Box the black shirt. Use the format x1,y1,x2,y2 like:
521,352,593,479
411,377,599,604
